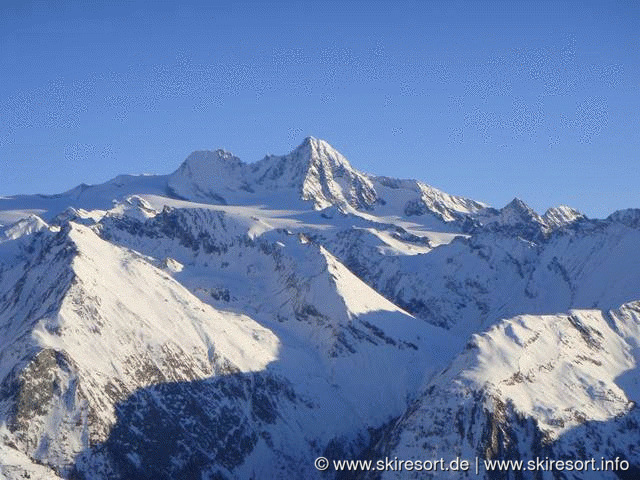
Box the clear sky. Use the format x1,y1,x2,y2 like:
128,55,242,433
1,0,638,218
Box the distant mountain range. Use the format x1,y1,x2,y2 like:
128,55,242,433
0,137,638,479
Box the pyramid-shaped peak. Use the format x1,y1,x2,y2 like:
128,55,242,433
504,197,534,213
289,137,349,165
254,137,356,183
500,198,546,226
301,136,330,148
544,204,580,215
249,137,376,209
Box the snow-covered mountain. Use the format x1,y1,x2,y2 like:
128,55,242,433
167,137,378,211
0,138,638,479
366,304,640,480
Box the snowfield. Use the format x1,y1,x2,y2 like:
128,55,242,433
0,137,638,479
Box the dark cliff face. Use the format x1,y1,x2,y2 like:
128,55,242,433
72,372,304,480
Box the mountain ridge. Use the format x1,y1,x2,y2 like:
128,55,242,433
0,137,610,229
0,137,638,479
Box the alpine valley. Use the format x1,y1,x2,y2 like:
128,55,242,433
0,137,638,479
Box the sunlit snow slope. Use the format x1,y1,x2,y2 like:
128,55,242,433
0,137,639,479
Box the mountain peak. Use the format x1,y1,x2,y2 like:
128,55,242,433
543,205,585,228
300,135,330,148
175,149,244,183
503,197,533,213
607,208,640,228
250,138,377,210
168,149,247,202
181,149,242,169
500,198,543,222
166,138,376,209
289,137,349,167
301,135,320,146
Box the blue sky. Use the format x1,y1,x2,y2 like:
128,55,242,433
1,0,638,217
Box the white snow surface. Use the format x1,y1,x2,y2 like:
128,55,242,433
543,204,585,227
378,303,640,479
0,137,639,479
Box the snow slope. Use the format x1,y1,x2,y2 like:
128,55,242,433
0,137,639,479
370,303,640,479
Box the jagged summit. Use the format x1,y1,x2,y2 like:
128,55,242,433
543,205,585,228
468,198,562,241
294,136,337,156
502,197,539,217
251,137,377,209
166,137,491,216
252,137,352,188
501,199,587,230
500,199,588,232
167,137,377,209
